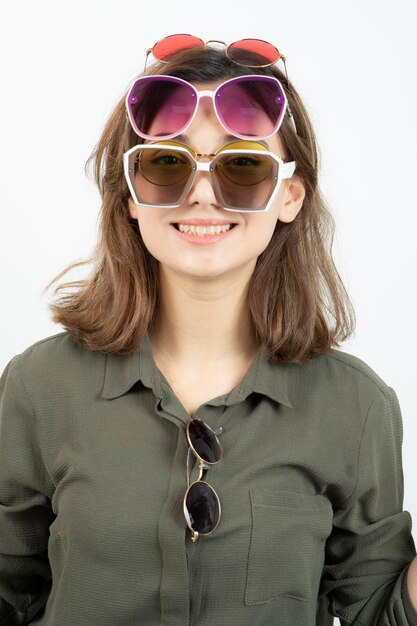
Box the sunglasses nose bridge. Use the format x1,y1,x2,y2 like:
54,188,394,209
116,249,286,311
204,39,227,48
194,161,212,172
196,89,216,99
183,162,218,205
187,159,218,197
193,89,218,116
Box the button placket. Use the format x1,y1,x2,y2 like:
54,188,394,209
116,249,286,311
158,426,192,625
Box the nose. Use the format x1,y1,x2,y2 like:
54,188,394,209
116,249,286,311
185,168,221,208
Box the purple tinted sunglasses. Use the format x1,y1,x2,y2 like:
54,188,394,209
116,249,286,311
125,74,297,141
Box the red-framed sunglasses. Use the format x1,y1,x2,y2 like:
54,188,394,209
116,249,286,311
144,33,291,92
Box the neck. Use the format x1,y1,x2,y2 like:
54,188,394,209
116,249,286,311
149,264,260,366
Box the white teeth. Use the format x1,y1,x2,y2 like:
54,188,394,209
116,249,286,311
177,224,233,235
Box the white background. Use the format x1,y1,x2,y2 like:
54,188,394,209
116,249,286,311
0,1,416,622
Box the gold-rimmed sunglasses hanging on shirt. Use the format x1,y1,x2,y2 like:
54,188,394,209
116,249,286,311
183,417,223,542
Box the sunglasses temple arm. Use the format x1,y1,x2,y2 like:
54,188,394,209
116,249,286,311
144,48,152,72
185,447,198,542
198,463,210,481
187,447,211,483
186,447,192,488
287,110,298,135
280,55,291,95
185,448,207,543
279,56,297,135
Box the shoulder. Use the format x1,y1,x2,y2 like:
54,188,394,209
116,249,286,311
7,331,106,400
325,346,390,393
13,331,89,372
291,345,394,415
16,330,82,358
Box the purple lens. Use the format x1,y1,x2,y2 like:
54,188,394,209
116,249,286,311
127,76,196,139
126,75,287,141
215,76,286,139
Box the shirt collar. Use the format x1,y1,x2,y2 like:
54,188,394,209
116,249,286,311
101,331,296,408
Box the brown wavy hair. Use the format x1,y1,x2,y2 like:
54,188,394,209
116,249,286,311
42,46,356,363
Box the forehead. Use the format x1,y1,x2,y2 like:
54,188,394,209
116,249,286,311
189,79,227,90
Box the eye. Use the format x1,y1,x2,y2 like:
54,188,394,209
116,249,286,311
223,156,262,167
225,156,260,166
149,154,188,166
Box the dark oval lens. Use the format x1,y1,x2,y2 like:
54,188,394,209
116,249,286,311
184,480,221,534
188,419,221,463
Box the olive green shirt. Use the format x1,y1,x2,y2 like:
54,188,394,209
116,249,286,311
1,330,417,626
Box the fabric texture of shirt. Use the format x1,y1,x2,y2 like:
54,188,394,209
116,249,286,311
1,330,417,626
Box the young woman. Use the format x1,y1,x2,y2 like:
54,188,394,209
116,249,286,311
1,35,416,626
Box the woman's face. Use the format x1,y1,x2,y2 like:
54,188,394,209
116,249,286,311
127,79,305,281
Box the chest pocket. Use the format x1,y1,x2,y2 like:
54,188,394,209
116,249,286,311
245,488,334,605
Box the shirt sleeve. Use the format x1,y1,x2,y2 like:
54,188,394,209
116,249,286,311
318,384,417,625
0,355,55,625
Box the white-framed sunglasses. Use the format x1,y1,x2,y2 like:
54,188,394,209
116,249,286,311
123,140,296,213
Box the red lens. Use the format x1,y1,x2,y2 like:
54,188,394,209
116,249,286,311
153,34,205,61
227,39,280,66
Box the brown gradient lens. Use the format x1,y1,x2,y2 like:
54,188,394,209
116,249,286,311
131,146,193,206
139,146,192,186
213,145,277,211
227,39,280,66
153,34,205,61
216,152,273,186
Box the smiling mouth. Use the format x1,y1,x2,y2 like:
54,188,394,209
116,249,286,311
171,223,238,232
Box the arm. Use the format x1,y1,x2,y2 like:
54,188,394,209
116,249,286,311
407,556,417,613
318,384,417,625
0,355,55,625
